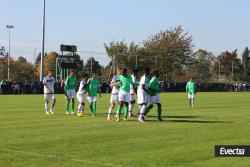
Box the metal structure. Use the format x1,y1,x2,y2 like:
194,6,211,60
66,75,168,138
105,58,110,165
55,44,83,81
6,25,14,81
40,0,46,82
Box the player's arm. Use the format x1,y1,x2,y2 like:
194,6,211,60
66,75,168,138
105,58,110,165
64,77,70,97
186,83,188,93
110,81,121,87
85,79,90,96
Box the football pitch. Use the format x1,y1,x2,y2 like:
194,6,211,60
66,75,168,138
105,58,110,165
0,93,249,167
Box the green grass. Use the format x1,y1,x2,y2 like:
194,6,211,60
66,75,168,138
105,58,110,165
0,93,249,167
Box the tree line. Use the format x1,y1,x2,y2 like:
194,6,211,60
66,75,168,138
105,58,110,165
1,25,250,83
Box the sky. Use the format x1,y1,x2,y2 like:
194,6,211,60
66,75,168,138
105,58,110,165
0,0,250,65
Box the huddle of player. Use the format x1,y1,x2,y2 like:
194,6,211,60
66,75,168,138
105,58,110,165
107,67,163,122
43,70,101,117
42,68,196,122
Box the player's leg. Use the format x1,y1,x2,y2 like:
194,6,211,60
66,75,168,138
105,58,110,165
191,94,195,108
92,97,97,117
50,95,56,114
65,90,71,114
77,93,85,116
71,90,76,114
116,91,125,121
107,102,115,120
128,95,135,117
44,94,50,115
144,95,154,116
138,103,146,122
123,92,130,120
116,102,124,121
188,93,192,108
124,102,129,120
71,98,75,114
156,103,163,121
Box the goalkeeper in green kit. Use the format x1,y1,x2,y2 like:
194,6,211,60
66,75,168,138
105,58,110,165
64,70,77,114
186,77,197,108
86,71,101,117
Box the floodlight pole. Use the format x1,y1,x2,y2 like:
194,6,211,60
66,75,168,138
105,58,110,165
6,25,14,81
40,0,46,81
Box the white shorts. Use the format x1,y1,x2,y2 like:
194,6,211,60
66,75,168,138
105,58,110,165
77,93,85,103
130,94,135,102
66,89,76,99
149,93,161,105
137,89,148,104
188,93,195,99
87,96,97,103
118,90,130,103
44,93,56,101
110,94,119,103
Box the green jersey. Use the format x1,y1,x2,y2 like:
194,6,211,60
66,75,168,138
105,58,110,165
65,76,77,90
186,81,196,94
87,77,100,96
119,75,134,93
148,76,160,95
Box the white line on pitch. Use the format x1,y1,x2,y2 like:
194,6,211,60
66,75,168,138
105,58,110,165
0,148,130,167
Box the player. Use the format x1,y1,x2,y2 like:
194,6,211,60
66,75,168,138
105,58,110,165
137,68,151,122
186,77,197,108
144,69,163,121
65,70,77,115
76,73,88,117
86,71,101,117
128,69,138,118
107,67,121,121
43,69,56,115
113,68,136,121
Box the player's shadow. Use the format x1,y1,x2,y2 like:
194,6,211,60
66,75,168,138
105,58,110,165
164,115,202,119
166,120,232,123
145,115,232,123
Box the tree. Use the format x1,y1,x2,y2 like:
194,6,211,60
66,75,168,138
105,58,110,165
188,49,215,83
242,47,250,81
10,57,34,81
214,49,242,82
36,52,58,80
142,26,194,80
84,57,103,76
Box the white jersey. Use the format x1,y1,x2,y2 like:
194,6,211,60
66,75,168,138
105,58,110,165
77,80,86,95
43,76,55,94
138,74,148,91
130,74,136,94
111,75,119,95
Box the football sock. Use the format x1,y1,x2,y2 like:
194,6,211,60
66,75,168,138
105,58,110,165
45,101,49,112
78,103,82,112
124,106,129,119
116,105,123,117
129,103,134,113
66,101,70,112
71,101,75,112
157,103,162,118
139,104,146,119
189,99,192,107
50,99,56,110
191,98,195,107
90,103,93,113
93,102,96,114
108,106,113,114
